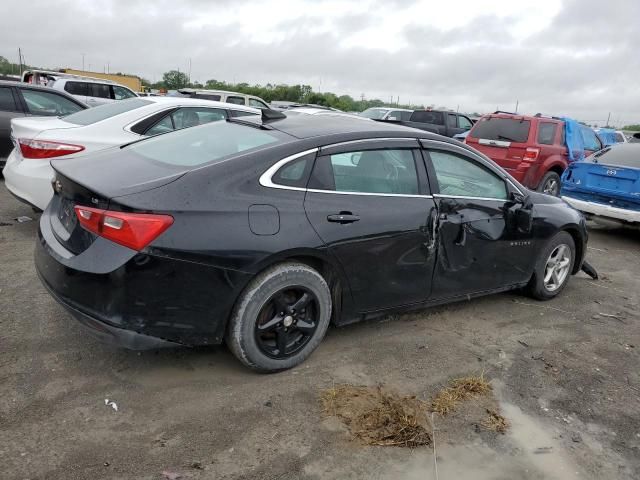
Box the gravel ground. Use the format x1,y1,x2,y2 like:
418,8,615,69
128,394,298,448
1,182,639,480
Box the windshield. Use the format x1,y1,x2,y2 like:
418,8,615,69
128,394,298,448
127,120,285,167
63,98,152,125
470,117,531,143
359,108,389,120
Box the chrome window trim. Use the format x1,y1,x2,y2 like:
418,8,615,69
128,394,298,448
123,105,232,134
320,137,419,151
433,194,508,202
259,146,433,198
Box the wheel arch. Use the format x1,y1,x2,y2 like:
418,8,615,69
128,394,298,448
535,157,567,189
561,225,585,274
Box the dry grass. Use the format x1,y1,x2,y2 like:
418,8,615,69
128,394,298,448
321,385,432,447
481,408,509,433
430,374,492,416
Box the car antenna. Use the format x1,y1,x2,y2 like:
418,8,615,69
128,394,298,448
261,108,287,122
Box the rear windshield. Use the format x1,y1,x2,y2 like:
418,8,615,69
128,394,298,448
63,98,152,125
359,108,388,120
470,117,531,143
127,120,284,167
586,145,640,168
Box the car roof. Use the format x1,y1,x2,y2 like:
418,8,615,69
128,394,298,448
179,88,263,98
0,80,88,104
259,113,443,140
142,96,260,112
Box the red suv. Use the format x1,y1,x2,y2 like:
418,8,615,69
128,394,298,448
465,112,603,195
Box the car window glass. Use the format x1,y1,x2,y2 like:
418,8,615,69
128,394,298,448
64,81,89,96
429,150,507,199
226,96,246,105
63,99,152,125
399,111,412,121
230,109,258,118
145,115,174,136
581,127,601,151
171,107,226,130
113,85,137,100
21,89,84,116
193,93,221,101
447,115,457,127
324,149,419,195
615,132,625,143
272,156,312,187
128,121,281,167
89,83,112,99
537,122,557,145
458,116,473,130
249,98,268,108
0,87,18,112
471,117,530,143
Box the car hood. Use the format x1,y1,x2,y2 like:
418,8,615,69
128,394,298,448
51,145,189,200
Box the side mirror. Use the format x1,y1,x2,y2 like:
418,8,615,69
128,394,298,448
510,191,528,205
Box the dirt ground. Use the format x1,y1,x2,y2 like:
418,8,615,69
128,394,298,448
1,182,639,480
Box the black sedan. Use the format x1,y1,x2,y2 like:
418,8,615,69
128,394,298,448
36,112,589,371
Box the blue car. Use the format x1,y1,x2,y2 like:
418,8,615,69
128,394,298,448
561,144,640,226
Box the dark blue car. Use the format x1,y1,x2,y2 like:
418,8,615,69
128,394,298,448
561,144,640,226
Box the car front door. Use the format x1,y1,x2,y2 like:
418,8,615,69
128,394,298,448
304,139,438,313
0,86,25,160
421,141,535,298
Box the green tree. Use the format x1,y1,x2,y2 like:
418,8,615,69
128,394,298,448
622,124,640,131
162,70,189,90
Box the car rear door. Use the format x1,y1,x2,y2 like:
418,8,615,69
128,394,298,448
87,83,113,106
421,140,535,298
0,86,25,160
303,138,438,313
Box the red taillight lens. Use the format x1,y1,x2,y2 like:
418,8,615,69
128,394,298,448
74,206,174,251
523,147,540,162
19,139,85,159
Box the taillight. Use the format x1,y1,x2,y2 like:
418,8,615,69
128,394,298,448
18,139,85,159
74,206,174,251
523,147,540,162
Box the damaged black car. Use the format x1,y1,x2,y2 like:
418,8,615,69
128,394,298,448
36,112,589,371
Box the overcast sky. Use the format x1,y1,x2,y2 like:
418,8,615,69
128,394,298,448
2,0,638,125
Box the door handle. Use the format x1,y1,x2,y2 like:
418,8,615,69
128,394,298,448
327,212,360,224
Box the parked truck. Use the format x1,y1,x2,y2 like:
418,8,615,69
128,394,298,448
378,109,474,137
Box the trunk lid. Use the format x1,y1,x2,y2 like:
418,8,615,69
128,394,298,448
11,116,80,141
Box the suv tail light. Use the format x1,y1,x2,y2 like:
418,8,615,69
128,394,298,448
18,139,85,159
523,147,540,162
74,206,174,251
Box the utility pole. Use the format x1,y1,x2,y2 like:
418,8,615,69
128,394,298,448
188,58,192,85
107,61,110,74
515,100,519,113
18,47,23,75
82,53,85,71
606,112,611,127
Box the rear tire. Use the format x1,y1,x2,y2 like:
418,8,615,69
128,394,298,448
527,232,575,300
226,262,332,372
538,171,561,196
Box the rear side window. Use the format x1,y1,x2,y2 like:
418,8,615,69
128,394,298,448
615,132,625,143
471,117,530,143
428,150,507,199
272,154,314,188
63,98,152,125
314,149,419,195
226,96,246,105
20,89,84,116
64,81,89,96
581,127,602,151
410,111,444,125
447,115,457,127
128,121,282,167
230,110,258,118
90,83,112,99
249,98,268,109
537,122,558,145
0,86,18,112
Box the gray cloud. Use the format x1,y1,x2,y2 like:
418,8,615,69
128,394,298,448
2,0,638,125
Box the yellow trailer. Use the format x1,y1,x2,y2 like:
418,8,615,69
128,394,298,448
61,69,142,92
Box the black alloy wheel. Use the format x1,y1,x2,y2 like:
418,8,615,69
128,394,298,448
254,287,319,358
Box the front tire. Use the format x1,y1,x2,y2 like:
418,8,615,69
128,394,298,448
538,171,561,196
226,262,332,372
527,231,575,300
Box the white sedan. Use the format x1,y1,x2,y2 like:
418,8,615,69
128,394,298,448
3,97,259,210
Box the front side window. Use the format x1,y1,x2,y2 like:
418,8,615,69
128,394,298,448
226,96,246,105
113,85,137,100
537,122,558,145
314,149,419,195
458,116,473,130
410,110,444,125
428,150,507,199
21,89,84,116
89,83,112,99
249,98,268,109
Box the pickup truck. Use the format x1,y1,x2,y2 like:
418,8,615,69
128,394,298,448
378,109,474,137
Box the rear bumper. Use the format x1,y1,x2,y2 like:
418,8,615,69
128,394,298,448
35,208,253,348
562,196,640,223
2,149,54,210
